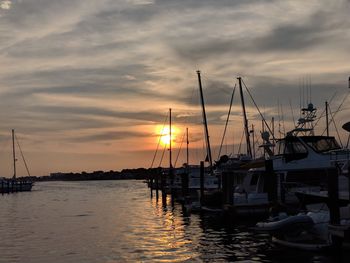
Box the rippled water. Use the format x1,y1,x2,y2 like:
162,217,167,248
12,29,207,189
0,180,348,262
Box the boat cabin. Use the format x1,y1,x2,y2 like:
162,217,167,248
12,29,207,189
275,135,341,162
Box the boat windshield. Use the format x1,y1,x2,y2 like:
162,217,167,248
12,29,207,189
275,137,308,161
276,137,308,155
302,137,341,153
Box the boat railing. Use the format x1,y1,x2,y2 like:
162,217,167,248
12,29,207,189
282,181,323,193
329,149,350,173
329,148,350,161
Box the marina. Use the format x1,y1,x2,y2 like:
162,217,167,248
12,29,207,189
145,72,350,253
1,1,350,262
2,73,350,260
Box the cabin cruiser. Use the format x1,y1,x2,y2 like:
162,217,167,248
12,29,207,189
232,103,350,209
267,103,349,184
231,135,347,208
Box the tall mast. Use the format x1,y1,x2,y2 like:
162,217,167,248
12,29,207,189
186,127,189,165
238,77,252,158
12,129,16,179
197,70,213,170
169,108,172,169
325,101,329,137
272,117,275,155
251,124,255,159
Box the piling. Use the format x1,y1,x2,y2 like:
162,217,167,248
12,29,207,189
328,167,340,225
150,176,154,198
169,170,175,207
181,172,189,199
155,174,159,201
328,167,344,250
222,172,234,205
200,161,204,205
279,173,286,204
161,173,167,207
265,159,277,203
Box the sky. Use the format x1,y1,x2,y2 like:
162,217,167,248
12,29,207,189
0,0,350,177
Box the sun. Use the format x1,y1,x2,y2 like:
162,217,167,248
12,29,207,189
156,125,179,147
160,127,171,146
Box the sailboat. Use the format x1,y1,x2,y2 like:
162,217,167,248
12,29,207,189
0,129,33,193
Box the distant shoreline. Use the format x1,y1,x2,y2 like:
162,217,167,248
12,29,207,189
17,167,162,182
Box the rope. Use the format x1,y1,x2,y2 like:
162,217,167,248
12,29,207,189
321,90,350,138
241,79,276,141
218,84,236,159
237,130,244,155
314,90,337,128
150,113,168,168
289,98,296,128
280,103,286,135
14,134,31,177
174,131,186,167
327,106,343,147
158,143,167,167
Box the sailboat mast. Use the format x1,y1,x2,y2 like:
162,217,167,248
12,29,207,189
186,127,189,165
12,129,16,179
325,101,329,137
238,77,252,158
169,108,172,169
196,70,213,170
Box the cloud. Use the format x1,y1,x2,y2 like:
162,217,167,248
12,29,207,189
1,0,350,175
67,130,151,143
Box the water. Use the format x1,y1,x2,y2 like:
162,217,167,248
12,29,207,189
0,180,348,262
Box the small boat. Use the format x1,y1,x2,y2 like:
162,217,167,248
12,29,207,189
255,205,350,251
253,207,332,251
0,129,33,193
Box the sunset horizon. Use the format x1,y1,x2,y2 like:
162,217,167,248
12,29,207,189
1,0,350,177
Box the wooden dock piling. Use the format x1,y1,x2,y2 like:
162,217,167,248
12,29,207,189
200,161,204,205
155,174,159,201
328,167,340,225
181,172,189,199
150,176,154,198
161,173,167,207
265,159,277,203
222,172,234,205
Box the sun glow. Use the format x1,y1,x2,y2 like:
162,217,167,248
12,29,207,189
0,0,11,10
157,125,179,147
